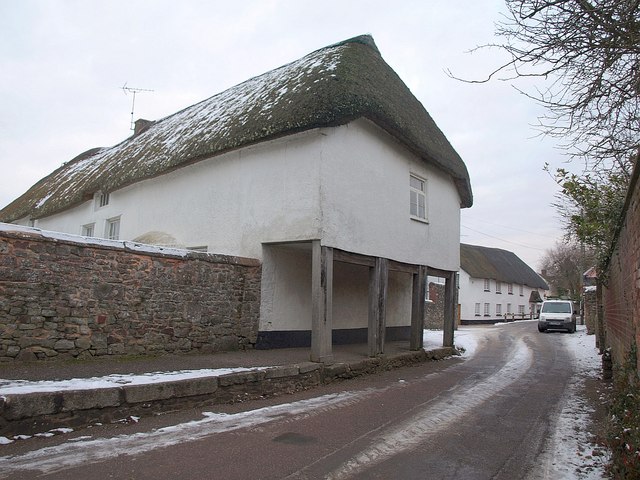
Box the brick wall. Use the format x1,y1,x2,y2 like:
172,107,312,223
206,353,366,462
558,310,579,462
604,164,640,370
0,228,261,362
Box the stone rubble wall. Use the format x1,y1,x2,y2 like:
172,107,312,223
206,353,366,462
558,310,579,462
0,228,261,362
424,282,445,329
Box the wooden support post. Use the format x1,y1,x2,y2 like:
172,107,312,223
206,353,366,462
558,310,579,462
410,266,427,350
368,257,388,357
443,270,457,347
311,241,333,363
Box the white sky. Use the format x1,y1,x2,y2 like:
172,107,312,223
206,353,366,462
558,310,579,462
0,0,573,270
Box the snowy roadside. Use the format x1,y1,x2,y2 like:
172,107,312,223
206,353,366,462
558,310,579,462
532,323,610,479
0,321,611,480
0,330,471,396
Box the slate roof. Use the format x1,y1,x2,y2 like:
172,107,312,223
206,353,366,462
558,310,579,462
460,243,549,290
0,35,472,223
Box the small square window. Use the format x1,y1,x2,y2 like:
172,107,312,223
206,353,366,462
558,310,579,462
82,223,95,237
409,174,427,221
96,192,110,209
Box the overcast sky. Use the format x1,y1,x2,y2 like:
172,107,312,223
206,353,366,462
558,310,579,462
0,0,573,270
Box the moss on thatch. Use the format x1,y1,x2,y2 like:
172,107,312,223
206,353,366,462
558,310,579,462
0,34,472,223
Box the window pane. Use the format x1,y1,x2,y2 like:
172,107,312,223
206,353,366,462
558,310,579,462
410,191,417,216
410,176,424,191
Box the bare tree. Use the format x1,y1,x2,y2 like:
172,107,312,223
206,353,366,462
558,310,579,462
540,241,594,300
454,0,640,167
452,0,639,269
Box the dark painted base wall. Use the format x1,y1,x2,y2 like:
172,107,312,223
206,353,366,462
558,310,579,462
255,326,411,349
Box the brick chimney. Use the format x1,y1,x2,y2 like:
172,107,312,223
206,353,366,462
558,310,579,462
134,118,154,136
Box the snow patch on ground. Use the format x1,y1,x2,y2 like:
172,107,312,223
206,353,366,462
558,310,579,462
532,324,609,479
0,367,261,394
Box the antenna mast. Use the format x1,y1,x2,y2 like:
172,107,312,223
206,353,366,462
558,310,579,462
122,82,154,130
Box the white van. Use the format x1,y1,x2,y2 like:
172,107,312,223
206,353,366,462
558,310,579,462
537,300,577,333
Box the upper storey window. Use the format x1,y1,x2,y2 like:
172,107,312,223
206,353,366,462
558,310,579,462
96,192,110,209
410,174,427,221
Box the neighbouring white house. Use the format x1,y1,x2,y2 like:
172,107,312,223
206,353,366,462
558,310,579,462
458,244,548,324
0,35,473,361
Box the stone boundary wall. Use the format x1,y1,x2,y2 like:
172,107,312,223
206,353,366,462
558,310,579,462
583,289,597,337
604,161,640,370
424,282,445,329
0,227,261,362
0,347,456,436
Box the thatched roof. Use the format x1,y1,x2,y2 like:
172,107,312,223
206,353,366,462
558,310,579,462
460,243,548,290
0,35,472,223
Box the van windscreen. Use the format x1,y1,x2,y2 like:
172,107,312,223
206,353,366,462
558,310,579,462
541,302,571,313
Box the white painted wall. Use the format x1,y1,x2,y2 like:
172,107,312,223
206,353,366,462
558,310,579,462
33,130,325,259
458,268,546,322
320,120,461,271
26,118,463,335
260,244,412,332
30,119,462,271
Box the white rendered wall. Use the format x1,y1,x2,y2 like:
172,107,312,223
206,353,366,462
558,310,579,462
34,131,325,259
320,120,462,272
31,119,462,270
260,244,412,332
27,119,463,335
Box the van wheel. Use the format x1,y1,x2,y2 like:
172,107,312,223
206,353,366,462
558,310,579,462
538,326,546,333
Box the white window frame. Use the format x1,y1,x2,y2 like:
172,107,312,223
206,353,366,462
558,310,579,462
496,304,502,316
496,281,502,294
508,283,513,295
105,217,120,240
82,223,95,237
483,278,490,292
409,174,427,221
474,303,481,316
519,284,524,296
484,303,490,316
95,191,110,209
518,304,525,314
507,303,512,314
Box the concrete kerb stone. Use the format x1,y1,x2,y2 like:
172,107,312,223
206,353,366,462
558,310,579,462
61,387,123,412
0,347,460,436
123,377,218,404
264,365,300,379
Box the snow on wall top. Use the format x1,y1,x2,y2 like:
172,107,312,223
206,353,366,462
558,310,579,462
0,35,472,223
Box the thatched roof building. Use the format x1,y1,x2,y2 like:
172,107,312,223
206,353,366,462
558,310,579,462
0,35,472,223
460,243,548,290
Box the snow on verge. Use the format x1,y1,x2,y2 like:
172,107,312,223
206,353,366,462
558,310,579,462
531,325,609,480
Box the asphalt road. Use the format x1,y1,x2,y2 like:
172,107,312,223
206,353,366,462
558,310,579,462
1,322,577,479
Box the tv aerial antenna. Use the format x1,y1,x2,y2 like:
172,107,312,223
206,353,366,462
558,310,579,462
122,82,154,130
